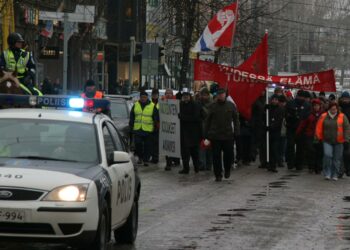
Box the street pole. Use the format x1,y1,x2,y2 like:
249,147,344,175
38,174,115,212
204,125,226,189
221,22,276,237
129,36,135,91
296,21,300,72
288,34,292,72
63,13,69,94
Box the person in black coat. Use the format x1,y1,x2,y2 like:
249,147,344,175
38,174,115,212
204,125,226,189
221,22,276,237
41,78,53,94
267,94,285,172
285,90,311,170
339,91,350,176
252,91,266,168
178,90,202,174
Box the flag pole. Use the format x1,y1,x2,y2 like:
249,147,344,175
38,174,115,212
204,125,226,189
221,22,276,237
227,0,239,91
265,29,270,168
230,0,239,67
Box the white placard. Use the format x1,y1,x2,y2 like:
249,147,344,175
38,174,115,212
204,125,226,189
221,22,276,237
159,99,180,158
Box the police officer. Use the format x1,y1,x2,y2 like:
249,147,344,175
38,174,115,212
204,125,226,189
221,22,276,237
129,91,159,166
0,32,40,95
81,79,104,99
150,88,160,164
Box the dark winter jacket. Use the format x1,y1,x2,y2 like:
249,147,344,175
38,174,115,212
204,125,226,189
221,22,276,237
285,98,311,130
252,96,265,131
179,100,202,147
296,111,322,137
199,99,213,134
268,104,284,134
204,100,240,140
340,101,350,120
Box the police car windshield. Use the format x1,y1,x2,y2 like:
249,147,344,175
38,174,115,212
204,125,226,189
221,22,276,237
0,119,98,163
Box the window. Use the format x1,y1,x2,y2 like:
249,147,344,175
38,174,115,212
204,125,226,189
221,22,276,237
107,122,126,152
0,119,98,163
103,125,116,163
149,0,159,7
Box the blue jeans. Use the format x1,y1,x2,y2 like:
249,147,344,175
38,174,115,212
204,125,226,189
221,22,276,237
323,142,343,178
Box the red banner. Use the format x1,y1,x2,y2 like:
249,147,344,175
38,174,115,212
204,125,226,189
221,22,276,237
194,61,336,92
270,72,336,92
194,59,336,118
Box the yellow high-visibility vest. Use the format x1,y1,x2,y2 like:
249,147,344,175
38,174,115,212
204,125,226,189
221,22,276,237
133,101,155,132
3,49,30,77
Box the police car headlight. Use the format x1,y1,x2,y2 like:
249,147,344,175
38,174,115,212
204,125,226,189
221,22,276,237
43,184,89,202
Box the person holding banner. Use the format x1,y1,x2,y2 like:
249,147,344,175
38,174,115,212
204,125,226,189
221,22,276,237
162,88,181,171
204,88,240,182
129,91,159,166
178,89,202,174
265,94,285,173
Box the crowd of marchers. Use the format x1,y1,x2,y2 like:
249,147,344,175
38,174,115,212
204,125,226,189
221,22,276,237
128,84,350,182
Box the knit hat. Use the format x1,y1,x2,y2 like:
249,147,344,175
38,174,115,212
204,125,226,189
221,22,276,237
341,91,350,98
329,93,336,100
140,91,148,97
302,91,311,98
285,90,293,97
85,79,95,87
311,98,321,105
152,88,159,95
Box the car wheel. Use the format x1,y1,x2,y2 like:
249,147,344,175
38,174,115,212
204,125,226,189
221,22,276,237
87,200,110,250
114,199,138,244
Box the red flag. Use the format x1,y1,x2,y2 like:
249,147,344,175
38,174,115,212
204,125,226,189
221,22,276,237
226,34,268,119
193,34,268,119
194,34,268,119
192,2,238,52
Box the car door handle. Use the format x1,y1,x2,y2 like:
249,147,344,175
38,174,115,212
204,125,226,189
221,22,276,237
124,174,129,178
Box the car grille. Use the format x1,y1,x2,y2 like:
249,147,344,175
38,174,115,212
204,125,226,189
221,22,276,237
0,188,44,201
0,222,55,234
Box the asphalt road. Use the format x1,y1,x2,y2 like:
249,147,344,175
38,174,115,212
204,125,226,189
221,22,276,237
1,161,350,250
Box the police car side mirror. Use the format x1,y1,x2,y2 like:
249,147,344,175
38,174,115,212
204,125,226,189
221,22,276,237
113,151,130,164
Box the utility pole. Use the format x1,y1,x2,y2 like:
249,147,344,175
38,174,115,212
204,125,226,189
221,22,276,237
296,15,301,72
63,13,69,94
129,36,135,91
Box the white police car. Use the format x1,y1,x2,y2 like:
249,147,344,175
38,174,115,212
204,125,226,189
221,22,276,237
0,95,140,250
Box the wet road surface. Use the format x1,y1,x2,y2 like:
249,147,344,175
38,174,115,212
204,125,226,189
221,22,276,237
1,162,350,250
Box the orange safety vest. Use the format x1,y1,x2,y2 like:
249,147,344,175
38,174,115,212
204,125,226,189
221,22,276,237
315,112,345,143
81,91,103,99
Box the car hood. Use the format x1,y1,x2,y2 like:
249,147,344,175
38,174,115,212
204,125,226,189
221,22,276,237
0,159,102,190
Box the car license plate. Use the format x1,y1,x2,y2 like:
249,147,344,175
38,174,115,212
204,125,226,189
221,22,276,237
0,209,25,222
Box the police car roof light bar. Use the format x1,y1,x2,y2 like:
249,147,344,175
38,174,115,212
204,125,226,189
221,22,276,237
0,94,110,113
